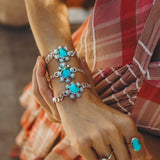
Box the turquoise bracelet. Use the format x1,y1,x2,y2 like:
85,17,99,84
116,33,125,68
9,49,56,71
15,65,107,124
45,46,91,102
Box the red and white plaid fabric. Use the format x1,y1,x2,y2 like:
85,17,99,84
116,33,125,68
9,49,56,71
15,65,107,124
12,0,160,159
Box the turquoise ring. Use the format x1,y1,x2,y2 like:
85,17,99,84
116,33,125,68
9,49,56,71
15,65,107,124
131,138,141,151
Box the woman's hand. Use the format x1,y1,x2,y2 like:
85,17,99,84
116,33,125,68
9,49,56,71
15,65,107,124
32,56,61,123
57,93,148,160
33,56,151,160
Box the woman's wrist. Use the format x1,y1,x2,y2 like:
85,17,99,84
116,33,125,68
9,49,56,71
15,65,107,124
49,56,87,93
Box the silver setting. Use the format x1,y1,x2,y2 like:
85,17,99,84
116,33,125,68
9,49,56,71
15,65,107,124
45,46,77,64
49,64,84,83
52,82,91,103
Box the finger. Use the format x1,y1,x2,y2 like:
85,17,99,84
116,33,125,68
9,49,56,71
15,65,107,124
140,133,152,160
44,138,78,160
80,147,98,160
115,115,146,160
72,138,98,160
32,57,59,123
102,126,130,160
91,133,115,160
111,134,130,160
122,121,145,160
36,56,60,121
125,132,146,160
112,137,130,160
32,57,51,114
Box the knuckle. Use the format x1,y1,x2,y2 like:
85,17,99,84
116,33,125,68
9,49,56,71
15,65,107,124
92,132,101,140
125,117,137,132
104,125,119,136
72,137,90,153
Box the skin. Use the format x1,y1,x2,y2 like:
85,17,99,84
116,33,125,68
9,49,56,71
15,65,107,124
25,0,152,160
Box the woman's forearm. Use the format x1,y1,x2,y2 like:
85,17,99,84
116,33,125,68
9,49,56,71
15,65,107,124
24,0,73,55
25,0,87,101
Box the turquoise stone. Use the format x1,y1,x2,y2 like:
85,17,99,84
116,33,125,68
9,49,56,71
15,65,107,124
70,84,79,94
61,67,71,78
132,138,141,151
59,48,67,57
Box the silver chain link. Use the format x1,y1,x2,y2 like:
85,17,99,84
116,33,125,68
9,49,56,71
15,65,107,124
52,83,91,103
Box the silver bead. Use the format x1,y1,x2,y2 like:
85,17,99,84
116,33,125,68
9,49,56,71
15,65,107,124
65,90,70,95
65,78,70,83
68,51,71,56
70,68,74,72
70,73,75,79
58,46,62,50
54,49,58,54
64,46,69,51
79,88,84,93
54,54,59,59
60,62,66,67
57,71,61,76
76,93,81,98
70,94,75,99
52,97,56,103
60,77,64,82
59,59,63,63
70,82,74,85
65,57,69,61
76,82,80,86
66,84,70,90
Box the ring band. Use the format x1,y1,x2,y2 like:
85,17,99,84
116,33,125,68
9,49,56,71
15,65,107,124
102,151,113,160
107,151,113,159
